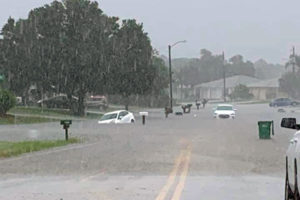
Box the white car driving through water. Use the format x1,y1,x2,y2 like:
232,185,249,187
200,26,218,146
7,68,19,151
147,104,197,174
98,110,135,124
213,104,236,119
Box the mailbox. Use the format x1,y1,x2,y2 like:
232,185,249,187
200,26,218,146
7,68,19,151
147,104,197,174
60,120,72,141
139,112,149,125
61,120,72,128
139,112,149,117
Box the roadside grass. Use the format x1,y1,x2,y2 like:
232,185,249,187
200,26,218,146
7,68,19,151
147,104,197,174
0,138,80,158
9,105,152,121
11,106,102,119
0,114,58,125
10,106,72,117
86,112,103,119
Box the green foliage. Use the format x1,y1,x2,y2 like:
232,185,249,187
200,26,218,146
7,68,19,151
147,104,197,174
108,19,154,109
228,55,255,77
0,114,58,125
280,72,300,99
254,59,284,80
173,49,255,90
229,84,254,100
151,56,169,96
0,0,162,113
109,56,170,108
10,106,72,116
0,138,79,158
0,90,16,115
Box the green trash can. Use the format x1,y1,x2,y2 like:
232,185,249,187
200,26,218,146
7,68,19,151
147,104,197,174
258,121,274,139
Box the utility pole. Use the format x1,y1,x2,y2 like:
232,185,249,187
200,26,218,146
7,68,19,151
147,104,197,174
168,40,187,111
222,51,226,102
292,46,296,73
168,45,173,110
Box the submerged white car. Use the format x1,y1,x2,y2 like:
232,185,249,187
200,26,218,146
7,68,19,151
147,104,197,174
282,118,300,200
98,110,135,124
213,104,236,119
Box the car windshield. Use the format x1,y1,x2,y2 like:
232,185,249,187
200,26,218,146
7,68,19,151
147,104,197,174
100,113,117,121
217,106,233,111
1,0,300,199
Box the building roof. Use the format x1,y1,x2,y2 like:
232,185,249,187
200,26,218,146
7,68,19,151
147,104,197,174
194,75,260,89
247,78,279,88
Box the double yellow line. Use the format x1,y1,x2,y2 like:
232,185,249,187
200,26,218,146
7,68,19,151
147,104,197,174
155,144,192,200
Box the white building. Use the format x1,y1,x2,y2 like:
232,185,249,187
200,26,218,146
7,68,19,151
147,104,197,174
247,78,286,100
194,75,260,100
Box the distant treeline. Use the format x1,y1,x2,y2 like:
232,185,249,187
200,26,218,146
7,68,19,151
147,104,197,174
169,49,284,88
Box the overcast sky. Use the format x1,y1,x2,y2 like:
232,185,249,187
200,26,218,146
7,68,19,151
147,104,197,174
1,0,300,64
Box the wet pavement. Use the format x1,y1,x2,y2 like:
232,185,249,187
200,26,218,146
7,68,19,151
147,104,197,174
0,103,297,199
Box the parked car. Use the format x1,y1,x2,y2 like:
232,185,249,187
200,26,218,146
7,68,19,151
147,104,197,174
213,104,236,119
37,94,78,109
98,110,135,124
86,95,108,110
281,118,300,200
269,98,300,107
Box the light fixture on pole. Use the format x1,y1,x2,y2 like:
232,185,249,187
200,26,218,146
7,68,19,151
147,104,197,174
168,40,187,111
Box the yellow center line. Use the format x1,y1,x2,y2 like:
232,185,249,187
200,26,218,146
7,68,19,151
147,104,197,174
155,151,185,200
80,169,106,182
91,192,113,200
171,145,192,200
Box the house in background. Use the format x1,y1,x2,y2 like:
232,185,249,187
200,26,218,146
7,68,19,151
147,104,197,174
247,78,287,100
194,75,286,100
194,75,260,100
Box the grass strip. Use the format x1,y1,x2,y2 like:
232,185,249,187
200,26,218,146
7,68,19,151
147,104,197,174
0,115,58,125
10,106,71,116
0,138,79,158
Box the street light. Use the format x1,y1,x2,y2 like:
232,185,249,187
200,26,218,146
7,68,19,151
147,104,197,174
222,52,226,102
168,40,187,111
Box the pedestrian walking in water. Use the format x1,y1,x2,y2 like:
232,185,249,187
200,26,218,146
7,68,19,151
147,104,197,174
202,98,208,108
195,99,201,110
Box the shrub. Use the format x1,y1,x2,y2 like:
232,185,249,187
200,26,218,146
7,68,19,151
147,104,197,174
229,84,254,100
0,90,16,116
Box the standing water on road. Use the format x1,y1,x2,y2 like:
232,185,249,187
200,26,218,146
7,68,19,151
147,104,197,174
0,0,300,199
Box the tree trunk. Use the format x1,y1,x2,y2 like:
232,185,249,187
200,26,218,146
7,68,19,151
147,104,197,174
124,95,129,111
77,96,85,116
23,88,29,106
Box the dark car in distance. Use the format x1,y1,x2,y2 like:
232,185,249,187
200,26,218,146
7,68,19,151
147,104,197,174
37,94,78,109
269,98,300,107
85,95,108,110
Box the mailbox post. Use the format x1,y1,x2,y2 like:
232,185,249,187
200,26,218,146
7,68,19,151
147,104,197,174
60,120,72,141
139,112,149,125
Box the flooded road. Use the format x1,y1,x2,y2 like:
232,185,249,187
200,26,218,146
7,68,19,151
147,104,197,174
0,103,296,199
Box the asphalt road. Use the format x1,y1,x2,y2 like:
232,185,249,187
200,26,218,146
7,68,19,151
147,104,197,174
0,103,299,200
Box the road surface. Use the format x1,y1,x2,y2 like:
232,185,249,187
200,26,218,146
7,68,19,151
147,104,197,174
0,103,297,199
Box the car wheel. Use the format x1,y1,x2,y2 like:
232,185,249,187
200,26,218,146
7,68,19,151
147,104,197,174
295,160,300,200
131,119,135,123
285,158,294,200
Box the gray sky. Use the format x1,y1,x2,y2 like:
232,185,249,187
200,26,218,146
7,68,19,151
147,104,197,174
1,0,300,64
